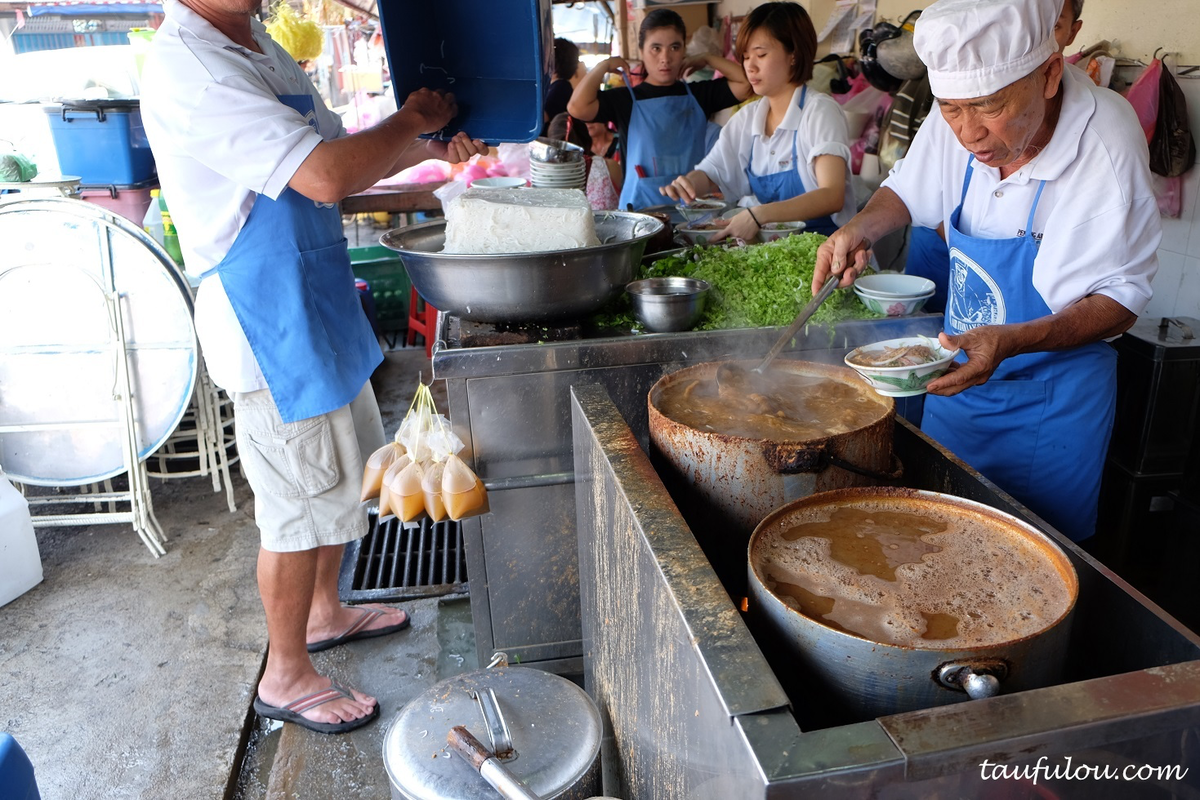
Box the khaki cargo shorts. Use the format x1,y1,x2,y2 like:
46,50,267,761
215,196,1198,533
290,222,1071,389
232,382,386,553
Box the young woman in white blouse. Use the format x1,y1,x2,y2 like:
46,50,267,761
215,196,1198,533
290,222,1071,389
661,1,855,240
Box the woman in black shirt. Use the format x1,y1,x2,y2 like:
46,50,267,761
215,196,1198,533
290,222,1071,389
568,8,750,209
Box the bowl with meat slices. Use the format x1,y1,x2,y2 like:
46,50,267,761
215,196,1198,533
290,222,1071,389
844,336,960,397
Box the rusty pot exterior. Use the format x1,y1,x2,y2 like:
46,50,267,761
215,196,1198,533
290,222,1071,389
747,487,1079,722
648,360,896,533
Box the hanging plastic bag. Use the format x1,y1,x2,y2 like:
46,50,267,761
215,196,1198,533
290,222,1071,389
1150,61,1197,178
361,440,406,502
442,454,490,521
377,453,413,519
422,461,448,522
389,459,427,523
1122,58,1162,144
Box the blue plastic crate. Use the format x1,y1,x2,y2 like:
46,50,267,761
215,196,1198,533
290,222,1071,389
44,100,156,185
377,0,551,145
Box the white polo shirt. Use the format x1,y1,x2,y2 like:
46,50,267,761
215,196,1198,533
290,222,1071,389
695,86,856,227
141,0,345,393
883,65,1159,315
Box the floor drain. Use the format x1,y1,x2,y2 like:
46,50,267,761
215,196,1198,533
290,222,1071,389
338,512,468,603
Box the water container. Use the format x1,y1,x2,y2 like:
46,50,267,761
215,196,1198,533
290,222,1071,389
0,472,43,608
158,192,184,266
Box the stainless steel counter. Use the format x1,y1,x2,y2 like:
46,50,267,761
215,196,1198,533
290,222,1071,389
432,315,943,672
571,383,1200,799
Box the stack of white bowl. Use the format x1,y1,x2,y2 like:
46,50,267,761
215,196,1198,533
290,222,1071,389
852,273,936,317
529,137,587,190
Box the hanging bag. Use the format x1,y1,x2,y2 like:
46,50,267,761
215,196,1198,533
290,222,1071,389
1150,59,1197,178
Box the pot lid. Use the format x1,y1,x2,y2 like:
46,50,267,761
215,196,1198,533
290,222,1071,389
384,666,601,800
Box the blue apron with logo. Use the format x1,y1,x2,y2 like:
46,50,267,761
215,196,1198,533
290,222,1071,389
744,86,837,236
201,94,382,424
619,79,708,210
921,157,1116,541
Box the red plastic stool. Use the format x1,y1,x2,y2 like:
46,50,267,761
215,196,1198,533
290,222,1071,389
406,286,436,357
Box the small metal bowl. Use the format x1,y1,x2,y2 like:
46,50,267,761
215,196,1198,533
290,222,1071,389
627,277,710,332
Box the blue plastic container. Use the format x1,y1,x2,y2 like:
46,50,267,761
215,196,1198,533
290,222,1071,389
377,0,551,145
0,733,40,800
44,100,156,185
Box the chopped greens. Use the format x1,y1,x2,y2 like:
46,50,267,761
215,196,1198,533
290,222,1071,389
592,233,882,333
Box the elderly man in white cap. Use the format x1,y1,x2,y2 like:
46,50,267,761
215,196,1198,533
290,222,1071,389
814,0,1159,542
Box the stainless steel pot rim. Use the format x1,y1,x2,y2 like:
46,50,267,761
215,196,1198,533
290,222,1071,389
380,212,665,258
747,486,1080,650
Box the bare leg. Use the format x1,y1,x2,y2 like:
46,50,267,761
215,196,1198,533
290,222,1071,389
255,546,376,725
305,543,409,644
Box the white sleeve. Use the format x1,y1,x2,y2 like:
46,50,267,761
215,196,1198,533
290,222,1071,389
881,111,955,230
173,71,324,200
800,95,851,165
695,103,753,202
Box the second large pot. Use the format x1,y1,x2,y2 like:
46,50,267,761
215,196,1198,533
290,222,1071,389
747,487,1079,723
648,359,897,595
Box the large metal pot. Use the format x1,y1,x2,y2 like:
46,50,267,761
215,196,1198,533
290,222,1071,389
384,665,602,800
380,211,663,323
648,359,897,594
747,487,1079,722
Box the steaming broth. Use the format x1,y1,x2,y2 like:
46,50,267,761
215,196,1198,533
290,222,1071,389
655,366,888,441
755,501,1073,648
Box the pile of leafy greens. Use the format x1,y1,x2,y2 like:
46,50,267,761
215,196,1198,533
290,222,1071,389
594,233,882,333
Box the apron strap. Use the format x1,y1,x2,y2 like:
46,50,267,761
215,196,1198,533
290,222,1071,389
1026,180,1047,236
960,153,976,202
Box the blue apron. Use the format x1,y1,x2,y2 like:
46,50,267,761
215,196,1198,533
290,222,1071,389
201,94,382,424
745,86,837,236
921,157,1116,541
905,225,949,313
620,79,708,210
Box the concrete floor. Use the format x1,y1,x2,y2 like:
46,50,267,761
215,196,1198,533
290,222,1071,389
0,344,479,799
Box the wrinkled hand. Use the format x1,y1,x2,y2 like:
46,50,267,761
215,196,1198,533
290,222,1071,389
403,88,458,134
660,174,699,204
707,209,758,243
925,328,1012,396
425,131,488,164
813,224,872,294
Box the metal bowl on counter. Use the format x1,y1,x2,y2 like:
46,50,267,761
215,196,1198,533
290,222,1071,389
380,211,664,323
626,276,710,332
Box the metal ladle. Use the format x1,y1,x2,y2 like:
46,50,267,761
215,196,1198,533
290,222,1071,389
753,274,841,373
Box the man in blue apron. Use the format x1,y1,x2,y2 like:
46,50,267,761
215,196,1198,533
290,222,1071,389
812,0,1159,542
142,0,484,734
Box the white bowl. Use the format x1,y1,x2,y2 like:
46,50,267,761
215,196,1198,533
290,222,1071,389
854,285,935,316
844,336,960,397
674,223,723,246
470,177,528,189
854,272,936,298
675,198,727,224
758,220,806,243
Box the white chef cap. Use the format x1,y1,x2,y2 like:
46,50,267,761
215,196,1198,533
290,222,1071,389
913,0,1059,99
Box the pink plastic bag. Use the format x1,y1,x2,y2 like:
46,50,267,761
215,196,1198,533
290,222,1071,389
1123,59,1162,143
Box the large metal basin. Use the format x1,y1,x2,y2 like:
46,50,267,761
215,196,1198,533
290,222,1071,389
380,211,663,323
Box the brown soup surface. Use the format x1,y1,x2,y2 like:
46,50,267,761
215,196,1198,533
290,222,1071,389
655,365,888,441
753,500,1073,648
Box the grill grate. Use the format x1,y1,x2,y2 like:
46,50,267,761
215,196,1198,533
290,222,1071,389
338,512,468,603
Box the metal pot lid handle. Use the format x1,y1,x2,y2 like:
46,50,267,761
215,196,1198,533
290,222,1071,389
936,659,1009,699
474,687,516,757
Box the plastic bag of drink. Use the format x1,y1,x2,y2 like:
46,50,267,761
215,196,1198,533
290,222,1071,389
442,454,490,521
361,440,406,502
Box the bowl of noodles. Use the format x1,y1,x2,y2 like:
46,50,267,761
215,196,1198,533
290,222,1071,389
844,336,960,397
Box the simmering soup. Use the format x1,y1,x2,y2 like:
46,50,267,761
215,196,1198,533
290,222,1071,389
753,499,1073,648
654,363,889,441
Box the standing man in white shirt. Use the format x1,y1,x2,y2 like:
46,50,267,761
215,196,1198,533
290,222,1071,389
141,0,484,734
813,0,1158,543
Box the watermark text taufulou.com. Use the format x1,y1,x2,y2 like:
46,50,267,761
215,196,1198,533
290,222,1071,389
980,756,1189,784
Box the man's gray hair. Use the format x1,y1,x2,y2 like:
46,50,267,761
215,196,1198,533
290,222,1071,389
1071,0,1084,21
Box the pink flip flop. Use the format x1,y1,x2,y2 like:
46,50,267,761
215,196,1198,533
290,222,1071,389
306,607,411,653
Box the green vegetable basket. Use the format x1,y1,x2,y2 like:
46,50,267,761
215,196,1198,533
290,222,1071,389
350,245,411,333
